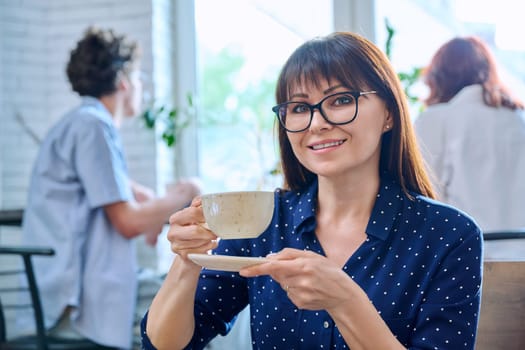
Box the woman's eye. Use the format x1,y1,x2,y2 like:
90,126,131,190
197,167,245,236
292,104,309,114
334,95,354,106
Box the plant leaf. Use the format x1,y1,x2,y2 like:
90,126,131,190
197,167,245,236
162,132,175,147
168,109,178,120
143,109,156,128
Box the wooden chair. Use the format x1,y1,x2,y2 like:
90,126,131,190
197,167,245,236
475,259,525,350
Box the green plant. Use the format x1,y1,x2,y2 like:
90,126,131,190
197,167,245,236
384,18,423,106
142,93,194,147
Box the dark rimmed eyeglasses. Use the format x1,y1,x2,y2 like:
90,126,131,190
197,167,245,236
272,91,377,133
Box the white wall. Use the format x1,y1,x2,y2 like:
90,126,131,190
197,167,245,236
1,0,48,209
0,0,158,210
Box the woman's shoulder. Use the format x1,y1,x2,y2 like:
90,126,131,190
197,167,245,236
412,194,481,238
414,105,450,135
416,86,484,119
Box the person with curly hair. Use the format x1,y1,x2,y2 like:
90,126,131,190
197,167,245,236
415,36,525,234
21,27,200,349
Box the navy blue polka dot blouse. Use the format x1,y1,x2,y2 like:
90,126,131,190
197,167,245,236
141,175,483,349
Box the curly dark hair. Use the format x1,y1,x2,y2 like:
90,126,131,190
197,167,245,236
66,26,140,98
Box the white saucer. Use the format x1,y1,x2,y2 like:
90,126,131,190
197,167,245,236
188,253,267,272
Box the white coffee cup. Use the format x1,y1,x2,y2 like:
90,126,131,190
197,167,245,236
201,191,274,239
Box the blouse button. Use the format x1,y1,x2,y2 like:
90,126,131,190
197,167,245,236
323,321,330,329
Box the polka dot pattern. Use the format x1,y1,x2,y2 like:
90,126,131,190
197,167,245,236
141,176,483,349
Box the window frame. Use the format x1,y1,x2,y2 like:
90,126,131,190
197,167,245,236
171,0,377,179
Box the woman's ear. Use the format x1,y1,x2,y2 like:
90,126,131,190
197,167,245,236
383,112,393,132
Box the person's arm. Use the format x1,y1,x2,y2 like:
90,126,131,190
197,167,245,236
125,179,166,245
144,198,219,349
326,278,407,350
145,256,202,349
405,227,482,349
242,222,482,349
241,248,407,350
104,179,200,240
130,179,156,202
75,118,199,239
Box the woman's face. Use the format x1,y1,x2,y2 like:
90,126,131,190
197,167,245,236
286,78,392,181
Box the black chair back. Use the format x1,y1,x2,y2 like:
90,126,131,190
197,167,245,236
0,210,114,350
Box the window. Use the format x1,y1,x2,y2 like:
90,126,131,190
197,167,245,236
194,0,333,193
172,1,523,191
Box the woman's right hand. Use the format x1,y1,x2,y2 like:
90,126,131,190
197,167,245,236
167,196,218,261
147,197,212,349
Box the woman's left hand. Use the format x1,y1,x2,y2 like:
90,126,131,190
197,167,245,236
240,248,353,311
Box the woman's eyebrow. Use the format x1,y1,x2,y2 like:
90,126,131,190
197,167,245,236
324,84,344,94
289,92,308,100
289,85,346,100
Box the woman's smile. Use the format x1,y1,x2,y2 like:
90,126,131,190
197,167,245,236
308,139,346,151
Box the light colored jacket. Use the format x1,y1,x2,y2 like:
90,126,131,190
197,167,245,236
415,84,525,232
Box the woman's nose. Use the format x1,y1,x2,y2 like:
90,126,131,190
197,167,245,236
308,109,331,132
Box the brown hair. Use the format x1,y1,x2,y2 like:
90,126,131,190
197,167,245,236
424,36,523,109
275,32,435,199
66,27,140,98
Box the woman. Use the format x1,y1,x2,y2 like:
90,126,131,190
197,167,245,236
415,36,525,233
142,32,482,349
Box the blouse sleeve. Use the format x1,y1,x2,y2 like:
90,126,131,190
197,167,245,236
409,225,483,349
185,240,250,348
74,115,132,208
140,240,250,350
140,311,157,350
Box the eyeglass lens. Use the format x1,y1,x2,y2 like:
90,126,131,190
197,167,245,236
276,92,358,132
